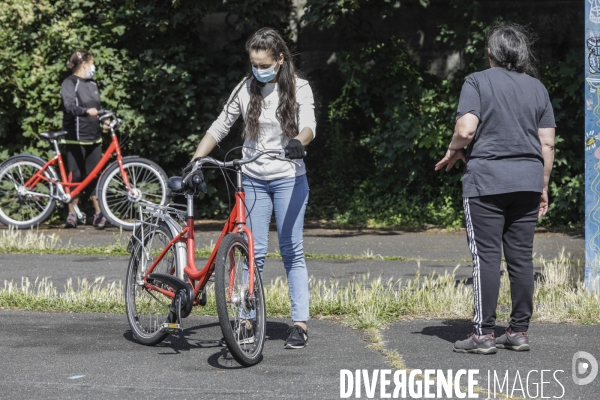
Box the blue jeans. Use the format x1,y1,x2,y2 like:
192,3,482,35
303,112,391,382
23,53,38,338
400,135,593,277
243,174,310,322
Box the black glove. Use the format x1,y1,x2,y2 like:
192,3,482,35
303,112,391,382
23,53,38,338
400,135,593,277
284,139,305,159
183,158,201,177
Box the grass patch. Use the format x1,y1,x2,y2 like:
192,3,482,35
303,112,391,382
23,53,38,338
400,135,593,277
363,327,406,369
1,253,597,327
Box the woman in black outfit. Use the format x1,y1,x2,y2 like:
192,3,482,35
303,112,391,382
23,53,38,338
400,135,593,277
60,50,108,229
435,22,556,354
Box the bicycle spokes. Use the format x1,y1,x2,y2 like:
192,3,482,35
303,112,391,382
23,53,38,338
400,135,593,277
0,158,55,227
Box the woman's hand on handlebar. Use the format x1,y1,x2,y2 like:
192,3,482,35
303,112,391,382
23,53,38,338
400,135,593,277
284,139,305,159
87,108,99,118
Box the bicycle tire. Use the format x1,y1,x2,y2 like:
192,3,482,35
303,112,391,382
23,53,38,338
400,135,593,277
0,156,56,228
125,221,179,345
97,158,169,231
215,233,266,367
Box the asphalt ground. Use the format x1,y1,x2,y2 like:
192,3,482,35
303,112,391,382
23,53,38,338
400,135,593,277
1,225,596,399
0,311,385,399
0,254,476,290
381,320,600,400
33,224,584,262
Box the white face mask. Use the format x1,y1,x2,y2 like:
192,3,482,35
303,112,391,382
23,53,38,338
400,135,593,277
86,64,96,79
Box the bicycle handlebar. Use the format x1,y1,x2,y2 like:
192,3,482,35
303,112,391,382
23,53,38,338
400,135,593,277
98,110,122,131
97,109,113,120
197,149,291,169
182,149,300,189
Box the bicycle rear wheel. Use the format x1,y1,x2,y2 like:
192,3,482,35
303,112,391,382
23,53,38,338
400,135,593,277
215,233,266,367
0,156,56,228
97,158,169,231
125,222,179,345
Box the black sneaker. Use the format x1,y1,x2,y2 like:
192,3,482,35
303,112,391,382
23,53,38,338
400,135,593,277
453,332,496,354
284,325,308,349
496,329,530,351
219,320,255,347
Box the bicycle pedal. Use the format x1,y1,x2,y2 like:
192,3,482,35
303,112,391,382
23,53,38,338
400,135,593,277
159,323,183,333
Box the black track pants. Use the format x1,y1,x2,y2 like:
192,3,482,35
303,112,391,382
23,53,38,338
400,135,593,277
463,192,540,335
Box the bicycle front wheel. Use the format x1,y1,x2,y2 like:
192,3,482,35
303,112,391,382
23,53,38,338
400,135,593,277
215,233,266,367
97,158,169,230
0,156,56,228
125,222,179,345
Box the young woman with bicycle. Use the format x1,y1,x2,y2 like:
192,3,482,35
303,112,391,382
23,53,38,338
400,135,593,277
191,27,316,349
60,50,108,229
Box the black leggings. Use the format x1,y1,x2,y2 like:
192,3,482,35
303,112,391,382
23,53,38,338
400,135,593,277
65,143,102,197
463,192,540,335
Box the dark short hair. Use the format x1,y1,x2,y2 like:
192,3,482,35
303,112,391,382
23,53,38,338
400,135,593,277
487,22,537,77
67,50,92,72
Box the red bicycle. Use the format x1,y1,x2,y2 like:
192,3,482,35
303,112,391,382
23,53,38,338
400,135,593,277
0,111,169,230
125,150,297,366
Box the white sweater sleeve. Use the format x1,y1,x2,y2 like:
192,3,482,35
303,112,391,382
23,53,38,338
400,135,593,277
297,80,316,138
206,80,245,143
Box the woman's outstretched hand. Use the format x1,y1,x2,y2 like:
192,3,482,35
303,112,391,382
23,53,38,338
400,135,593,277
435,149,466,172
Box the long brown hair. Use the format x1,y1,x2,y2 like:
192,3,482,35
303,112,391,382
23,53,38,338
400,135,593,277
239,28,299,142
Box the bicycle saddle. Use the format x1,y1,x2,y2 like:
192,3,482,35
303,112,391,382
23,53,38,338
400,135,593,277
168,176,183,191
39,131,68,141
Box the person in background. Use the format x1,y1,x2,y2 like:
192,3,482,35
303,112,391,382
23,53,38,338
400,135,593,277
435,22,556,354
191,28,316,349
60,50,108,229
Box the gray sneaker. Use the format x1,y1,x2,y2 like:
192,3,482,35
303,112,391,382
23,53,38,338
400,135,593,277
453,333,497,354
64,212,77,229
496,329,530,351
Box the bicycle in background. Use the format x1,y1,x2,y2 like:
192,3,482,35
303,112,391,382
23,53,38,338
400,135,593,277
0,110,169,230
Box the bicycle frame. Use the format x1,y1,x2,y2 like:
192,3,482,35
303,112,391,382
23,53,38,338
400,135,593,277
24,133,133,202
142,179,257,306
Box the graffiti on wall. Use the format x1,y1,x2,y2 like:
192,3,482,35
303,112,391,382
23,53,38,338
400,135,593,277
585,1,600,290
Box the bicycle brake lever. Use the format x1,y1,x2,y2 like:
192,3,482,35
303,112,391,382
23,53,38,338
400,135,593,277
272,154,302,167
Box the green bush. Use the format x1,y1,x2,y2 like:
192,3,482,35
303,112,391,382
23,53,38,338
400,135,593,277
0,0,584,228
302,1,583,229
0,0,291,218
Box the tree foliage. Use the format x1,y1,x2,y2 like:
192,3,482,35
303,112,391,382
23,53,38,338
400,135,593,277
0,0,291,217
0,0,584,227
300,0,583,228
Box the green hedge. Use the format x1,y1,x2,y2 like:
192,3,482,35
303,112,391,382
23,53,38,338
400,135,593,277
0,0,584,228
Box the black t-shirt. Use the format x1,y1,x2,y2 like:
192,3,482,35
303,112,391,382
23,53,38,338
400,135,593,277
60,75,102,142
456,67,556,197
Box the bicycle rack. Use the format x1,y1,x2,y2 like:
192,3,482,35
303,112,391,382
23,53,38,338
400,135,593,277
129,201,191,333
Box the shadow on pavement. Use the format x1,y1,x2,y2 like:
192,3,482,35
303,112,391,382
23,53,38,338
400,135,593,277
122,319,291,368
412,319,516,344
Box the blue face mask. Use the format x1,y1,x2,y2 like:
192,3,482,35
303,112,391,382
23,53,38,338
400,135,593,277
252,63,279,83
